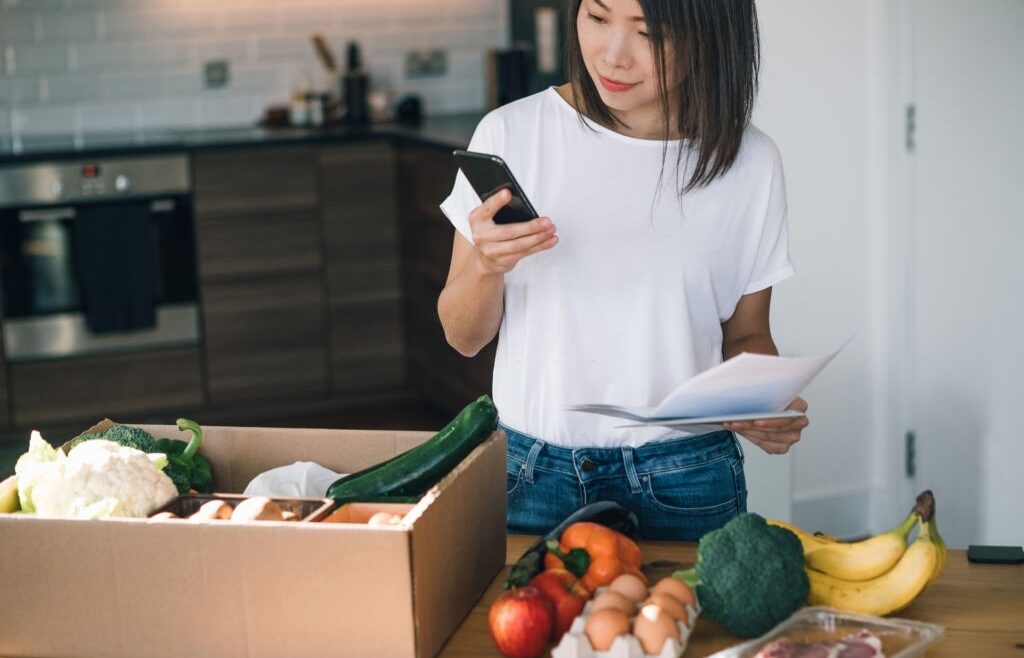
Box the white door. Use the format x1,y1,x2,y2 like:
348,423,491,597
911,0,1024,548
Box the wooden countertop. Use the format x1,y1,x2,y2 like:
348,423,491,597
440,536,1024,657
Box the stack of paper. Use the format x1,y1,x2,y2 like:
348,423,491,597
569,343,844,429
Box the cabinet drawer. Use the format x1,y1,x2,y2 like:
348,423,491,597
194,146,317,218
197,212,323,281
201,274,329,403
9,348,204,427
329,296,404,392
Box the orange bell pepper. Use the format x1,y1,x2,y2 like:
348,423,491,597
544,521,646,592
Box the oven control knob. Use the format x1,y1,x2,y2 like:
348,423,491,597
50,179,64,199
114,174,132,193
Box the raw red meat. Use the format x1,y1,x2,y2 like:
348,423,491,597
753,629,884,658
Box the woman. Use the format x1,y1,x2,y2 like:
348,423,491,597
438,0,809,540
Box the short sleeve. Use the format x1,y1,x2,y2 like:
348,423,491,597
439,114,502,245
743,145,795,295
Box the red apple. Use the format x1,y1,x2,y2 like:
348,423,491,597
529,568,590,639
487,586,555,658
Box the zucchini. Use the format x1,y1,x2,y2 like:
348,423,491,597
326,395,498,502
504,501,640,589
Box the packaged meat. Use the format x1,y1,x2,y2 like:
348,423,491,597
753,629,883,657
708,607,944,658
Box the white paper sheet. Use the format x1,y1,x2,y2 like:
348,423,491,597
568,341,846,429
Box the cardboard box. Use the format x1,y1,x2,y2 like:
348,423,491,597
0,423,508,658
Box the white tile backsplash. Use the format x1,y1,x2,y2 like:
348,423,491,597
39,11,99,41
0,76,40,105
12,105,74,135
0,0,506,139
10,41,69,74
102,72,164,101
75,101,138,133
0,9,37,43
42,72,103,104
135,98,197,131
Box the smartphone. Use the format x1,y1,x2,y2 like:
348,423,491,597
967,544,1024,564
452,149,539,224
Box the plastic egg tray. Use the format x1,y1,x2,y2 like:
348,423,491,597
551,586,700,658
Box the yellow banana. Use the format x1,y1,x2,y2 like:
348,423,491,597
925,517,947,587
768,512,917,581
806,517,939,616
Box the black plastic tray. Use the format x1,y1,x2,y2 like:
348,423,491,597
149,493,334,522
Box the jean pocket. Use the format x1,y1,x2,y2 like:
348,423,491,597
506,466,524,497
643,456,740,515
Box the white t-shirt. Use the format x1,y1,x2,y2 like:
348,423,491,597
440,87,793,448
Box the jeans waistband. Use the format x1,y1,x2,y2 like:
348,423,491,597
502,423,740,483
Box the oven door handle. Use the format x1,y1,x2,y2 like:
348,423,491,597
18,207,77,223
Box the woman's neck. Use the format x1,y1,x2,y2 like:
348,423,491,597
556,83,682,141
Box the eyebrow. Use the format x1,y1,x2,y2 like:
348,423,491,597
591,0,647,22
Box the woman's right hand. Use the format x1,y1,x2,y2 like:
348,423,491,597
469,189,558,274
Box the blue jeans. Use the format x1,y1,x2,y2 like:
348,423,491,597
503,424,748,541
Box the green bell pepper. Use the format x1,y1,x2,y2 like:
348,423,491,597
152,418,213,494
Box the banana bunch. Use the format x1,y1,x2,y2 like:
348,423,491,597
768,490,948,616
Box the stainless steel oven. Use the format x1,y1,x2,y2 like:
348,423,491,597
0,153,200,361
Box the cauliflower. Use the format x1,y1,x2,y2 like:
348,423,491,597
16,431,178,519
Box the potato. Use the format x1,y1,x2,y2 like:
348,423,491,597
230,496,286,522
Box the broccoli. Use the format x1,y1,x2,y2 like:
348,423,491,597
672,512,809,638
67,424,157,454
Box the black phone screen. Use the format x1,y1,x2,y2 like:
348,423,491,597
452,150,539,224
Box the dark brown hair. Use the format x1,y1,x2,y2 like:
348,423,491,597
564,0,760,194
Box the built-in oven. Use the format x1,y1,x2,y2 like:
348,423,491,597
0,153,200,361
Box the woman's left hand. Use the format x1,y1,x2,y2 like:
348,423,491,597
723,397,809,455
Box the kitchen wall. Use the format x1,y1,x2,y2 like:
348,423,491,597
753,0,891,539
0,0,507,140
757,0,1024,548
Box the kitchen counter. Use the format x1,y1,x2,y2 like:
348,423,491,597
0,112,483,165
440,536,1024,657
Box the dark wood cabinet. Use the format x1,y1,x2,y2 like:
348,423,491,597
319,142,405,393
0,136,491,437
200,274,329,403
397,143,495,416
192,146,318,217
9,348,203,428
193,146,329,405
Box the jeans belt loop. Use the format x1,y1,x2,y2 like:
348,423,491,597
621,447,643,494
731,431,745,461
523,438,545,484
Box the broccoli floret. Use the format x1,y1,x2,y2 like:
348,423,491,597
673,512,809,638
164,467,191,495
67,424,157,454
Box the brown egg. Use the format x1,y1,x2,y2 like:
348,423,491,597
607,573,648,603
651,577,698,610
366,511,402,526
583,608,631,651
642,591,690,625
632,603,681,655
591,590,636,616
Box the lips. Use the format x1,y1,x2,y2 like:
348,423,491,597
598,75,637,93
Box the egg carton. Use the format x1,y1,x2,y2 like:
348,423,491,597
551,588,700,658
